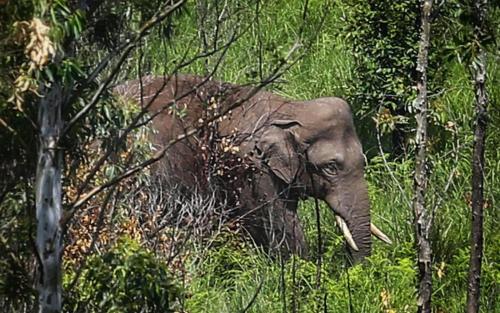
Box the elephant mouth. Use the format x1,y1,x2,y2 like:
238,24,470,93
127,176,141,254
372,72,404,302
334,214,392,251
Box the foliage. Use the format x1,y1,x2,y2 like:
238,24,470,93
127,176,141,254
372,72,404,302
64,236,183,313
0,1,159,311
0,0,85,190
0,0,499,312
0,185,36,311
184,229,417,313
339,0,420,154
0,0,38,193
337,0,497,156
182,142,499,312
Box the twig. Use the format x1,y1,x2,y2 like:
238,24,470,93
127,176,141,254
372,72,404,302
0,117,29,149
430,138,462,224
238,277,264,313
62,0,187,136
280,254,287,313
375,127,406,239
346,262,354,313
71,24,244,207
306,154,323,293
67,35,304,219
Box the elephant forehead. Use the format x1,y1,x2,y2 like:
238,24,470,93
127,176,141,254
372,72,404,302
307,141,343,164
307,139,362,165
302,98,352,121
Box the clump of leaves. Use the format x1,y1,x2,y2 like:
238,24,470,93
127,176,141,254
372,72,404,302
64,236,183,313
341,0,419,128
0,186,36,311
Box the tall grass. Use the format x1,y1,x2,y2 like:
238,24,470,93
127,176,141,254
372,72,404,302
167,2,497,311
70,1,499,312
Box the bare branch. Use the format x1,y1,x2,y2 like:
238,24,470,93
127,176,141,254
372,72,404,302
67,42,302,221
69,22,247,208
65,36,239,221
62,0,187,136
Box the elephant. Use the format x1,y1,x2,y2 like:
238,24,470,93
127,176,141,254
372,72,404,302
114,74,391,262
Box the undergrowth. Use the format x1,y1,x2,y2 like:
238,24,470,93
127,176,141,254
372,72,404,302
2,1,498,312
65,1,498,312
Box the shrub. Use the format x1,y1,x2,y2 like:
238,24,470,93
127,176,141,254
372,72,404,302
64,236,182,313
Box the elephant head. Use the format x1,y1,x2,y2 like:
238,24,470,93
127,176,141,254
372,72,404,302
252,97,391,261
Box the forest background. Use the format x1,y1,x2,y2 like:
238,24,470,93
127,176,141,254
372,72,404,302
0,0,498,312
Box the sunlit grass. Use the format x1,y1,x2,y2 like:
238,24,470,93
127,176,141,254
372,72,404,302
69,1,499,312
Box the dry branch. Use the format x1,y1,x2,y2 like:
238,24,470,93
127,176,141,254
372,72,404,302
68,50,302,215
62,0,187,136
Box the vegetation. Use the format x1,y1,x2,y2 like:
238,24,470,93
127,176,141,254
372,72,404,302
0,0,498,312
65,237,183,313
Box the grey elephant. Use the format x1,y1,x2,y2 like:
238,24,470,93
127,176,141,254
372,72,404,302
115,74,391,262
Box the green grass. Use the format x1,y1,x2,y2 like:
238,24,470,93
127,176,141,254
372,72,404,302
180,147,498,312
65,1,499,312
174,26,498,309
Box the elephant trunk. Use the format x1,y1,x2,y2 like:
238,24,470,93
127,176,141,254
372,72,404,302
326,178,372,263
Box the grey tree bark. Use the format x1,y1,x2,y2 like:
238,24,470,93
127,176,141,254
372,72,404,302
466,1,489,312
35,83,64,313
412,1,433,313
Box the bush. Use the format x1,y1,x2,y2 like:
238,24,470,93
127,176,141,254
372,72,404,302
64,236,183,313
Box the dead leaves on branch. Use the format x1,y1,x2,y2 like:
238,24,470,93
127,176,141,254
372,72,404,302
14,18,56,71
9,18,56,110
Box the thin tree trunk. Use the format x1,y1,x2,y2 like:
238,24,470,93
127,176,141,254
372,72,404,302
35,83,64,313
467,1,489,312
412,1,433,313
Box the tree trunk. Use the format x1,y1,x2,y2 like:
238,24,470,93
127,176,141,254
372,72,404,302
412,1,433,313
35,83,64,313
467,1,489,312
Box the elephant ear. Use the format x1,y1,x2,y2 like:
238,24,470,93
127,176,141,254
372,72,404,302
255,120,302,184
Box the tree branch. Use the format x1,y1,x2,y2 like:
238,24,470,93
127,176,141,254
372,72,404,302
62,0,187,136
65,40,303,222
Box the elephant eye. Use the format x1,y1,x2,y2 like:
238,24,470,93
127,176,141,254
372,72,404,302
254,146,264,158
323,161,338,175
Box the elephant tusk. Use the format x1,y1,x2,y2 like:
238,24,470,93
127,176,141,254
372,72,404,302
370,223,393,245
335,215,359,251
